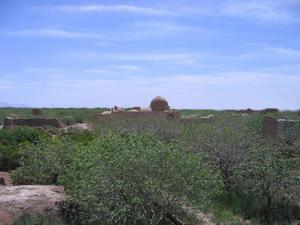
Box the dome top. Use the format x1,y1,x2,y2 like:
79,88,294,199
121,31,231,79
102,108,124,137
150,96,170,111
151,96,167,102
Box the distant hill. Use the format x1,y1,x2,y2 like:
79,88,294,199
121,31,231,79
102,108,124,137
0,102,31,108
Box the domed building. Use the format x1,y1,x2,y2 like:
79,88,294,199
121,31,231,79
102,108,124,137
150,96,170,111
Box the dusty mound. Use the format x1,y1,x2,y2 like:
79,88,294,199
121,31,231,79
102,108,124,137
0,172,12,186
62,123,93,133
0,185,66,224
0,209,13,225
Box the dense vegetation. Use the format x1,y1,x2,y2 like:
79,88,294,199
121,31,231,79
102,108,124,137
0,108,299,225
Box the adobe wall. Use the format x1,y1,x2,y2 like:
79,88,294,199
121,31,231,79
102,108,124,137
94,111,181,120
262,116,279,140
3,117,65,129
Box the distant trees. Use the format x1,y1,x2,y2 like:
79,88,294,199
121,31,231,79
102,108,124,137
181,115,261,192
181,115,300,224
4,111,300,225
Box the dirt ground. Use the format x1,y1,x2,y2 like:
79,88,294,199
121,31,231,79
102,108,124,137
0,172,66,225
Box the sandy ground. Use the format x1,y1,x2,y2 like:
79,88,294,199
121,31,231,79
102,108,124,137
0,184,66,225
0,209,13,225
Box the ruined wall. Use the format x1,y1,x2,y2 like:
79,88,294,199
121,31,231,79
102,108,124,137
3,117,65,129
32,108,42,117
262,116,279,140
261,108,279,114
94,111,181,120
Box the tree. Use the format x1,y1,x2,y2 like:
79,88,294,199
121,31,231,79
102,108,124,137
235,143,300,224
181,115,261,192
61,132,223,225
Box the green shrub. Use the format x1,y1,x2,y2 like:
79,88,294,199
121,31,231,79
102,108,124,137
235,144,300,224
10,131,97,184
66,131,96,144
0,143,21,171
0,127,48,171
11,139,80,185
181,115,261,192
14,214,66,225
0,127,48,146
62,117,76,126
281,121,300,146
74,115,84,124
61,132,223,225
94,118,181,141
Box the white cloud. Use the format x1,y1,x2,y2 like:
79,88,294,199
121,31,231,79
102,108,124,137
8,28,103,39
130,20,203,32
124,20,215,39
26,68,69,73
265,47,300,57
115,65,142,72
222,0,299,23
238,46,300,62
81,69,116,75
32,1,300,24
61,51,200,65
40,4,172,16
2,71,299,109
7,21,212,42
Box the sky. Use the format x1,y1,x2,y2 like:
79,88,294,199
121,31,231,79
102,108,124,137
0,0,300,109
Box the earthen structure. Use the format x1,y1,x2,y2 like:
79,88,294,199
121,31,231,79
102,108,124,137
94,96,180,121
150,96,170,111
32,108,42,117
261,108,279,114
3,117,65,129
262,116,279,140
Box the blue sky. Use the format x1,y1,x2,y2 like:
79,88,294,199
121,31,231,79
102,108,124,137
0,0,299,109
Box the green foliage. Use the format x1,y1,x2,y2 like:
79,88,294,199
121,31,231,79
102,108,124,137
61,132,223,225
281,120,300,146
235,144,300,224
181,115,261,192
214,192,264,224
11,138,80,184
0,127,49,171
1,108,299,225
62,117,77,126
0,143,21,171
8,130,95,184
0,127,48,146
93,118,181,141
213,206,261,225
244,115,263,137
14,214,66,225
66,130,96,144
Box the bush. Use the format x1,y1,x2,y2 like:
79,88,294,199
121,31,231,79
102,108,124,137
0,143,21,171
10,130,97,184
66,131,96,144
0,127,48,146
235,144,300,224
281,121,300,146
14,214,66,225
0,127,49,171
11,139,80,185
181,115,261,192
61,132,223,225
94,118,181,141
62,117,76,126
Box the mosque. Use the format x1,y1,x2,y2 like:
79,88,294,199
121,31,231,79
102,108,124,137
95,96,181,120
